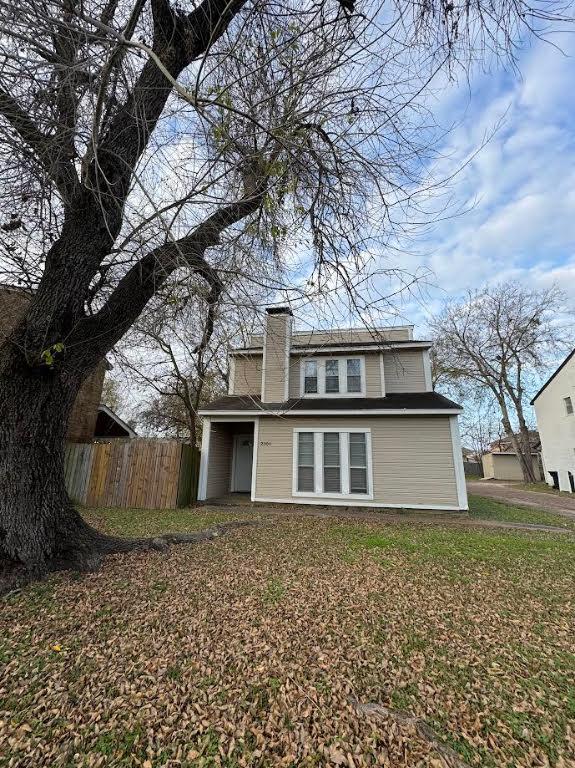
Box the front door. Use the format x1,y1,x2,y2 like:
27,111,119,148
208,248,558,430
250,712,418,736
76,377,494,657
233,435,254,492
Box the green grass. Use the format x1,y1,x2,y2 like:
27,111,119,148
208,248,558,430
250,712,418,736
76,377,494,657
330,521,575,571
512,481,574,497
81,506,247,537
468,494,575,531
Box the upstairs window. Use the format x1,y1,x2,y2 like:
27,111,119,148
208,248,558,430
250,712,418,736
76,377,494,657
565,396,573,415
325,360,340,393
300,356,365,397
304,360,318,393
347,359,362,393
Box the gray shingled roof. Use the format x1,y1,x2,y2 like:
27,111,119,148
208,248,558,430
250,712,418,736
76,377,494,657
200,392,461,413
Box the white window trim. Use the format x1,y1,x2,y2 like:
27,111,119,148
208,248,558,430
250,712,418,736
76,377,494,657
292,427,373,500
299,356,366,398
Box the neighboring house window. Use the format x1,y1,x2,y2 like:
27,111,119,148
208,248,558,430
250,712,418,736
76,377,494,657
565,396,574,415
297,432,315,491
304,360,318,393
293,429,372,497
300,356,365,396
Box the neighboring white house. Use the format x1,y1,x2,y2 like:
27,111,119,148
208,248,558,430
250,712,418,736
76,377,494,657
197,307,468,511
531,349,575,492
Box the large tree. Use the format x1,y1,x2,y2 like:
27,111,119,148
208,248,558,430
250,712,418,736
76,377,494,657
117,279,259,442
431,283,570,483
0,0,569,584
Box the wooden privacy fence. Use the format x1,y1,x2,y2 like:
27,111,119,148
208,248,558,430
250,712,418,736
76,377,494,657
463,460,483,477
64,440,200,509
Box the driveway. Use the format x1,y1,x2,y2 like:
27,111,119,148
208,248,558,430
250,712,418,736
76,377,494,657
467,480,575,519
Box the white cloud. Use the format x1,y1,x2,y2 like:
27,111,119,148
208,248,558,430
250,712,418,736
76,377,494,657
396,33,575,335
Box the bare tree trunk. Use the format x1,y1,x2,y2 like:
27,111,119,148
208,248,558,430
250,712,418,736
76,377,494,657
0,352,148,589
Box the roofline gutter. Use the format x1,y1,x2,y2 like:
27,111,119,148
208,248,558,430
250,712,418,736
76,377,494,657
198,408,462,417
229,341,432,356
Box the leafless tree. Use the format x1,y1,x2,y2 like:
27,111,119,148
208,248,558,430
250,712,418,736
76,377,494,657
0,0,571,586
117,279,258,442
101,375,125,413
431,283,570,483
460,393,505,463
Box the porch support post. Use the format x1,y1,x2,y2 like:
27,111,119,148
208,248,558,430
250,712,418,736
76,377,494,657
198,417,211,501
251,418,259,501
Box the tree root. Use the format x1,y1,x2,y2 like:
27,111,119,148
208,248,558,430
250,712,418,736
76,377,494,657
1,520,257,596
350,698,472,768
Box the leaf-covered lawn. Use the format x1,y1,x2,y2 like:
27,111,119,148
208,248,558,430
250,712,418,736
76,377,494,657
2,508,575,767
468,494,575,531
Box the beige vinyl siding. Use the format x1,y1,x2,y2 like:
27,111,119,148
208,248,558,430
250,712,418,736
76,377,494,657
384,350,426,393
482,452,542,481
365,354,381,396
254,415,459,507
206,424,233,497
288,358,300,398
262,314,289,402
232,356,262,395
482,453,495,479
288,352,381,398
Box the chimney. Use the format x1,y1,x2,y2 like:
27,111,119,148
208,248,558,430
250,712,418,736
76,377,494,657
261,307,292,402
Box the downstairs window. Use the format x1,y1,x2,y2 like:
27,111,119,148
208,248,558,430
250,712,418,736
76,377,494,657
293,429,371,497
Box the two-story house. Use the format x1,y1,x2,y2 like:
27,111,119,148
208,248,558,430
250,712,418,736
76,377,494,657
198,307,468,510
531,349,575,492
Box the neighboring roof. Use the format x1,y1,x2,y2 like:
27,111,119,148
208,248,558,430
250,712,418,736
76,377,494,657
531,349,575,404
489,431,540,452
95,404,137,438
230,339,432,355
485,451,540,457
200,392,462,415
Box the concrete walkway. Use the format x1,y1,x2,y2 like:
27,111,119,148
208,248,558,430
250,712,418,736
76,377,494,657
467,480,575,520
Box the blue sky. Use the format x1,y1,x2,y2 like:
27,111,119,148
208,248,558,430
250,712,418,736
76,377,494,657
390,30,575,333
